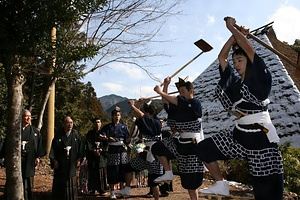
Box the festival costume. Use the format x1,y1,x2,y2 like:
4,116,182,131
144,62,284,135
152,95,205,190
197,53,284,199
49,129,84,200
86,129,108,194
125,115,163,187
101,122,130,185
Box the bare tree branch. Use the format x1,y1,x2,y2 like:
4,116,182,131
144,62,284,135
79,0,186,82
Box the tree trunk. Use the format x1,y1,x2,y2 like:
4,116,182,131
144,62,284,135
5,57,25,199
36,78,57,156
36,77,57,131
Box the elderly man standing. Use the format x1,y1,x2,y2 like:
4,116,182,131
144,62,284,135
3,109,46,200
49,116,84,200
21,109,46,200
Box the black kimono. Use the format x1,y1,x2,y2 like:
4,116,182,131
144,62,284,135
21,125,46,200
49,129,84,200
3,125,46,200
86,129,108,193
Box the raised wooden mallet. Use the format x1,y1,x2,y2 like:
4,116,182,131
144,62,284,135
160,38,213,86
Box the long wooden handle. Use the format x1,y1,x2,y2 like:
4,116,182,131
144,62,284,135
170,51,204,79
233,23,299,68
160,51,204,87
143,91,179,100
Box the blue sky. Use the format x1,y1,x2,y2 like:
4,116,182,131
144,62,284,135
82,0,300,99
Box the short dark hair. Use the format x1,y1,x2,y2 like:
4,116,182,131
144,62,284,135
92,117,101,123
142,103,157,117
232,44,252,80
232,43,248,59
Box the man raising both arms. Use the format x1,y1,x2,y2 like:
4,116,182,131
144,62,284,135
151,77,205,200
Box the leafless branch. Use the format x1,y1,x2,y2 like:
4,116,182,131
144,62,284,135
79,0,186,81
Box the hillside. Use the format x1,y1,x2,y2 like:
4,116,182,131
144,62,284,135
99,94,165,117
98,94,128,111
105,98,132,116
98,94,129,117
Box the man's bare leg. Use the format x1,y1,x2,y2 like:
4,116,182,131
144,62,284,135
152,186,160,200
188,189,198,200
203,161,223,181
156,155,171,170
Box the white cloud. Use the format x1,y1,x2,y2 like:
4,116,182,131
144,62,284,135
207,15,215,26
131,85,156,99
112,63,145,80
168,24,180,35
214,35,227,49
102,82,124,92
269,5,300,44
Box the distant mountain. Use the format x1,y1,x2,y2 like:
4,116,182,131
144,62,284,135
98,94,128,111
99,94,165,117
106,99,132,116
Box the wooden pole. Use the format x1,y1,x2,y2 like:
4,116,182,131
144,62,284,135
160,52,204,87
47,27,56,156
143,91,179,100
233,23,300,68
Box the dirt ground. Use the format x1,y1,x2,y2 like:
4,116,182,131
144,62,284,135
0,159,297,200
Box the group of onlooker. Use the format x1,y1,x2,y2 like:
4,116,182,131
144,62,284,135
0,107,172,200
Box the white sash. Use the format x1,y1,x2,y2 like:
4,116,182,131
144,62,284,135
145,141,156,163
178,128,204,144
236,111,279,143
109,141,124,146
